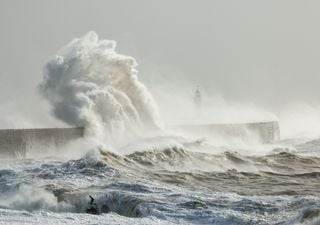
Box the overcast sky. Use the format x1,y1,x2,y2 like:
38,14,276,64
0,0,320,127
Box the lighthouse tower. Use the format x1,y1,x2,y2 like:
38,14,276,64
194,85,201,117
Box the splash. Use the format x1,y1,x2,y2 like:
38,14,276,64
0,184,74,212
39,31,161,146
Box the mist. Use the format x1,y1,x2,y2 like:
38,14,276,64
1,0,320,139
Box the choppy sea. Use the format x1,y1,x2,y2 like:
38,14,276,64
0,135,320,225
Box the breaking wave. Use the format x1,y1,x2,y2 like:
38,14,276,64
1,135,320,224
39,31,161,147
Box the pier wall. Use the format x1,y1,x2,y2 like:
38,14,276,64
174,121,280,144
0,127,84,158
0,121,280,158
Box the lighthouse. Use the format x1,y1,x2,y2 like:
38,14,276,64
194,85,201,117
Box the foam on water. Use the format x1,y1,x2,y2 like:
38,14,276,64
0,136,320,224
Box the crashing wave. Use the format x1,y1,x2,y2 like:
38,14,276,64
39,31,161,147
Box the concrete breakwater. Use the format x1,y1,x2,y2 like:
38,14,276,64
0,121,280,158
173,121,280,144
0,127,84,158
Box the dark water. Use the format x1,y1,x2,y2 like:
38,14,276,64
0,136,319,225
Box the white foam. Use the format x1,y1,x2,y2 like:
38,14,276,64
0,185,74,212
40,31,161,148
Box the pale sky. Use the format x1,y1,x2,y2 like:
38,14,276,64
0,0,320,127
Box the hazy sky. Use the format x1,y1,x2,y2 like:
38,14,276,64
0,0,320,125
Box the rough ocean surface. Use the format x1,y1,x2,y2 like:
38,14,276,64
0,137,320,225
1,32,319,225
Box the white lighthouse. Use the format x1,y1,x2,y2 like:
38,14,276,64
194,85,202,117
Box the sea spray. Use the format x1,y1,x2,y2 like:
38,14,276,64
0,184,74,212
39,31,161,147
